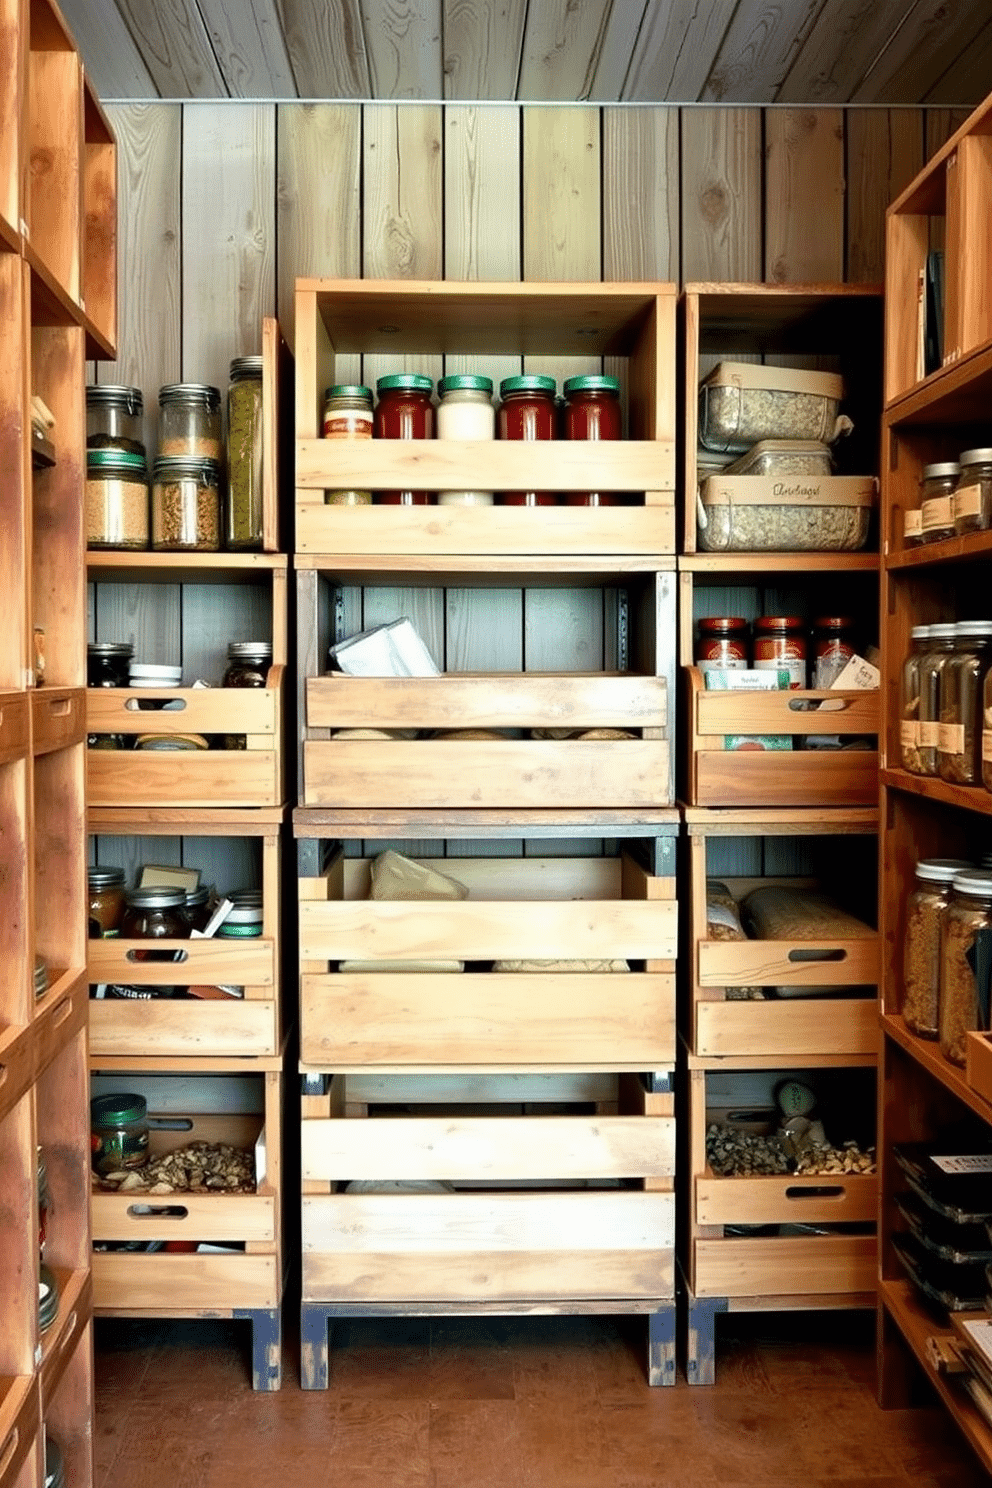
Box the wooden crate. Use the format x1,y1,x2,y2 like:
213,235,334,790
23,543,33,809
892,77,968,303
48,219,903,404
299,852,677,1070
691,1234,877,1300
25,0,82,307
31,686,84,755
0,693,30,765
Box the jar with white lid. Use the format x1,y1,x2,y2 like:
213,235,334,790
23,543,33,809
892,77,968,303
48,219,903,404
953,448,992,537
919,462,960,545
436,375,494,506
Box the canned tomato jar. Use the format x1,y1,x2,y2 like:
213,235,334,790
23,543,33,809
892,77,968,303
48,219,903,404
694,617,749,675
753,615,807,689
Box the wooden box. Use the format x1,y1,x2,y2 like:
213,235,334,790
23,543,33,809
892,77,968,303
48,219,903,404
0,693,30,765
31,687,84,755
691,1233,877,1300
81,80,115,357
0,1376,38,1488
299,853,677,1071
26,0,82,307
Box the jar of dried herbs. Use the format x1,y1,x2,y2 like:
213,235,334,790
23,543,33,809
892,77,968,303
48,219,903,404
918,623,958,774
939,870,992,1065
158,384,222,461
953,448,992,537
152,456,221,551
903,859,970,1038
86,385,144,456
938,620,992,786
919,462,960,545
900,626,932,773
226,357,263,549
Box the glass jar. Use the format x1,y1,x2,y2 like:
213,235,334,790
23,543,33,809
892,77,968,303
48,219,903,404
183,884,213,933
938,620,992,786
44,1436,66,1488
695,617,749,677
323,384,374,506
218,902,263,939
87,642,132,689
811,616,856,688
953,448,992,537
753,615,807,690
89,866,126,938
899,625,932,774
121,887,190,940
497,375,557,505
436,375,495,505
919,462,960,545
152,456,221,551
940,871,992,1065
90,1092,150,1174
223,642,271,688
158,383,222,461
918,623,958,775
902,859,971,1038
374,374,434,505
86,385,144,456
563,375,622,506
226,356,263,549
85,450,149,550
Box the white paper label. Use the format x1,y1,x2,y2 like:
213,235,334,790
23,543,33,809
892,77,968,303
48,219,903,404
920,720,940,748
921,494,954,533
931,1154,992,1175
938,722,965,754
900,719,920,748
754,657,806,689
983,730,992,763
903,509,923,539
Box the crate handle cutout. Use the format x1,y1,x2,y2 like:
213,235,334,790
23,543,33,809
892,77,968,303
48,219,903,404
126,949,189,963
45,697,72,715
784,1185,846,1201
0,1063,6,1088
787,947,847,963
51,997,73,1026
787,696,860,714
124,697,187,712
0,1428,18,1477
127,1204,189,1220
147,1118,193,1132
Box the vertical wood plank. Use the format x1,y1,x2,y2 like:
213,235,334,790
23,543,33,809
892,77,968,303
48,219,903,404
622,1,730,101
517,0,619,102
925,108,973,160
444,106,520,281
361,587,445,670
55,0,158,98
524,589,603,672
445,588,522,672
603,108,679,282
94,582,181,667
846,109,924,283
363,104,443,280
182,835,259,895
765,109,844,283
180,583,271,684
442,0,528,100
703,0,825,102
522,107,600,281
96,835,182,888
680,108,762,284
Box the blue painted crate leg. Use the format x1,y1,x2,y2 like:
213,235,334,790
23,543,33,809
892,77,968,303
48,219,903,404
686,1294,728,1386
300,1304,331,1390
647,1304,676,1386
246,1308,281,1391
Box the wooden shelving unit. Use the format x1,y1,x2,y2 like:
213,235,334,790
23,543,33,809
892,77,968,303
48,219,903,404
877,92,992,1475
678,283,884,1384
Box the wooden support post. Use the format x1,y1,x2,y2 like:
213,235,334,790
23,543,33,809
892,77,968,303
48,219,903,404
300,1303,331,1389
237,1307,282,1391
647,1304,676,1387
686,1294,728,1386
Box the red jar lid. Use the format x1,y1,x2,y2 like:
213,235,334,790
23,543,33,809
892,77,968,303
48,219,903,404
698,617,748,633
812,615,855,629
755,615,804,631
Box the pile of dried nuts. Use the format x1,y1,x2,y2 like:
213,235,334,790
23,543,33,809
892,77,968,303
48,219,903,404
706,1124,876,1177
95,1140,255,1194
794,1141,876,1175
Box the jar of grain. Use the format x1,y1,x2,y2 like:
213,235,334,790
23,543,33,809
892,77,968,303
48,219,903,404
902,859,970,1038
86,450,149,550
152,456,221,551
226,357,263,549
953,449,992,537
939,871,992,1065
900,626,932,773
938,620,992,786
323,384,373,506
918,623,958,774
86,385,144,456
436,375,495,506
919,462,960,545
158,384,222,461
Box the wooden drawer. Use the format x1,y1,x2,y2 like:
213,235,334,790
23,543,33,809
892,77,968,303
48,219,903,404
695,1171,877,1227
0,692,30,765
0,1377,37,1488
0,1022,34,1125
691,1234,877,1300
33,971,87,1078
32,687,84,755
693,996,879,1059
303,1190,674,1303
92,1251,279,1311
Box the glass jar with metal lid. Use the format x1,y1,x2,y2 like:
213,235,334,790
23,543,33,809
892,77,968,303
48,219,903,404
436,375,494,505
218,901,263,939
497,375,557,505
121,886,190,941
811,616,856,688
89,865,126,938
374,374,434,505
919,462,960,545
223,641,271,688
563,375,622,505
753,615,807,690
902,858,971,1038
152,456,221,551
87,641,132,688
323,384,374,506
940,870,992,1065
90,1092,150,1174
918,623,958,774
953,448,992,537
899,625,932,774
86,384,144,456
695,617,749,675
226,356,264,549
938,619,992,786
158,383,222,461
183,883,214,933
86,449,149,550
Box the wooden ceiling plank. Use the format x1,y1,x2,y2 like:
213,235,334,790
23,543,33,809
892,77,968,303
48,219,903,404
56,0,158,98
361,0,443,99
113,0,227,97
603,107,679,281
846,108,924,282
363,103,443,279
586,0,650,102
680,107,762,283
195,0,297,98
923,19,992,107
444,105,520,280
764,107,844,282
702,0,828,103
851,0,992,105
621,0,733,102
277,105,361,342
925,107,974,159
776,0,916,103
277,0,371,96
442,0,528,100
516,0,613,102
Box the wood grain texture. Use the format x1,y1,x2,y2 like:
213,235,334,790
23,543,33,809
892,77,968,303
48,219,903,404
442,0,527,99
524,589,603,672
445,588,522,672
181,104,275,391
278,0,370,96
56,0,157,99
363,104,442,279
113,0,226,97
846,109,924,283
924,19,992,106
704,0,824,102
522,106,600,280
925,107,973,159
517,0,615,102
680,107,762,283
764,108,845,282
603,108,678,281
444,106,520,280
852,0,992,104
361,0,443,99
196,0,297,98
181,582,272,683
362,586,445,668
776,0,916,104
93,581,181,666
276,105,361,342
622,0,730,101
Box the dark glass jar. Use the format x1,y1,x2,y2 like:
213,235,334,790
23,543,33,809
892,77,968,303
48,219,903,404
563,375,622,505
89,866,126,938
183,884,213,933
374,374,434,505
223,642,272,688
90,1093,150,1175
121,887,190,940
811,616,856,687
226,356,264,550
497,375,557,505
86,384,144,456
87,642,132,688
753,616,807,690
695,617,749,675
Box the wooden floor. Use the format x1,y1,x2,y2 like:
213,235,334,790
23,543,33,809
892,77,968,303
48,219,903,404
93,1311,985,1487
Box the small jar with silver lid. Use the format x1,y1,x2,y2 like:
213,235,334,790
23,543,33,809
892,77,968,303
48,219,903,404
86,384,144,456
89,865,126,938
158,383,222,462
87,641,133,688
953,448,992,537
223,642,271,688
218,899,263,939
121,886,190,940
919,462,960,545
183,883,214,933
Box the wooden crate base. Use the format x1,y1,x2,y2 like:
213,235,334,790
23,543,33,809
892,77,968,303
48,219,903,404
92,1250,279,1312
691,1234,877,1302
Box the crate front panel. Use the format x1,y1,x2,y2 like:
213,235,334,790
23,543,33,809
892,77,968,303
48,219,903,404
92,1251,278,1311
87,749,281,808
31,687,84,755
88,996,279,1058
693,997,879,1059
691,1234,877,1300
302,1190,674,1302
0,693,30,765
92,1192,275,1245
695,1171,877,1228
86,686,277,739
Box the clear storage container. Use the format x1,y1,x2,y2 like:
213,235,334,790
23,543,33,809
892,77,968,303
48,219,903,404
940,871,992,1066
953,448,992,537
86,384,144,456
697,469,875,552
698,362,844,454
938,620,992,786
918,623,958,775
919,462,959,545
158,383,222,461
85,450,149,550
152,456,221,551
902,859,970,1038
900,625,932,773
226,356,263,549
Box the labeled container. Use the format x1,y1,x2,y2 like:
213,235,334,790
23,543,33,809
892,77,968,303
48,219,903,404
563,375,622,506
902,859,970,1039
939,870,992,1066
223,641,272,688
497,375,557,505
86,384,144,456
893,1142,992,1225
918,624,958,775
695,617,749,676
697,469,875,553
436,375,495,505
753,616,807,689
88,865,126,938
152,456,221,551
811,616,856,688
323,384,373,506
85,449,149,550
120,886,190,941
158,383,222,461
953,448,992,537
919,462,959,546
374,374,433,504
90,1093,150,1175
698,362,844,453
900,625,933,773
937,620,992,786
218,902,263,939
723,439,833,477
87,641,132,689
226,356,264,549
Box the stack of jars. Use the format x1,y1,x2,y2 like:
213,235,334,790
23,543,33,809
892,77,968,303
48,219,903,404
899,620,992,788
694,614,858,689
903,448,992,546
903,858,992,1067
322,372,625,506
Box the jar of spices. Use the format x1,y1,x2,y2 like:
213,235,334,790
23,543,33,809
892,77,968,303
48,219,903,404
86,385,144,456
811,616,856,688
753,616,807,690
938,620,992,786
435,375,495,506
89,865,126,938
323,384,374,506
226,357,263,549
90,1092,150,1175
902,859,971,1038
919,462,960,545
563,375,622,506
158,384,222,461
152,456,221,551
87,642,132,689
953,448,992,537
497,375,557,505
374,374,434,505
939,870,992,1065
121,887,190,941
223,642,272,688
85,450,149,550
695,617,749,677
918,623,958,774
183,884,213,933
899,625,932,774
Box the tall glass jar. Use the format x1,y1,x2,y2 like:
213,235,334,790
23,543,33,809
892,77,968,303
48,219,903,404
86,385,144,456
121,887,190,940
87,641,132,688
953,448,992,537
563,375,622,506
158,384,222,461
436,375,494,506
88,865,126,938
152,456,221,551
86,450,149,550
903,859,970,1037
226,356,263,549
940,871,992,1065
899,625,932,773
183,884,213,933
374,374,434,505
919,462,960,545
323,384,373,506
918,623,958,775
497,375,557,505
938,620,992,786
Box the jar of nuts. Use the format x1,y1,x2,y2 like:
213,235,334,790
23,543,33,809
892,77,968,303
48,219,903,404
903,859,970,1038
939,870,992,1065
152,456,221,551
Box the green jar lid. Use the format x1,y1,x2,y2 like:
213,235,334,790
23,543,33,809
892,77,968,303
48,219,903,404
87,449,147,473
438,375,493,395
324,384,373,401
91,1092,148,1127
499,375,556,396
563,375,621,396
376,374,433,394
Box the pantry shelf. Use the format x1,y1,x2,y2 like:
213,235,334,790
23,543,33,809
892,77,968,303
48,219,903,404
293,806,680,839
680,553,880,575
886,528,992,571
880,767,992,818
882,1014,992,1126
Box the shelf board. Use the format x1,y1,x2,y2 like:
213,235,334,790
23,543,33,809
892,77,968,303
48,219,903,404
685,282,883,355
0,212,21,255
888,93,992,217
293,806,681,840
881,1278,992,1476
88,806,286,834
685,1048,878,1072
886,527,992,571
26,247,82,330
885,340,992,427
87,552,288,583
682,805,879,835
292,553,674,585
883,1013,992,1124
680,552,880,575
90,1051,286,1073
880,767,992,817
